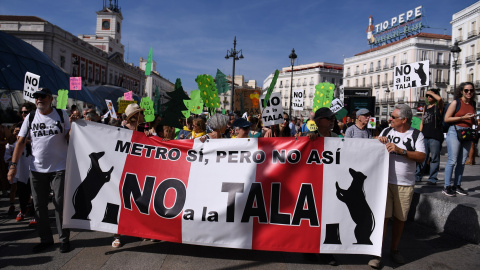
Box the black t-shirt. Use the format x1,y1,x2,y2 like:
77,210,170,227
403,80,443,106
422,105,443,141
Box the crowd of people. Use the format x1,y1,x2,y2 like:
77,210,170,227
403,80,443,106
0,83,478,268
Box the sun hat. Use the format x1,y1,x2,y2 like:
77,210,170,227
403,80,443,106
125,103,144,121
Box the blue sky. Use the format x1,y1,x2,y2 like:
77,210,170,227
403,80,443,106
0,0,477,92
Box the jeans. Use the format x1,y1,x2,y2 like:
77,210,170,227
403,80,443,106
415,138,442,183
30,170,70,244
444,125,472,188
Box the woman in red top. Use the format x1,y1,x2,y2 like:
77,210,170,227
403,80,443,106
443,82,478,197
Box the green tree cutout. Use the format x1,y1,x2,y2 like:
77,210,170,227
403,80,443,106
140,96,155,122
161,78,190,129
215,69,230,94
263,70,279,108
313,82,335,112
183,90,204,116
56,89,69,109
196,74,221,114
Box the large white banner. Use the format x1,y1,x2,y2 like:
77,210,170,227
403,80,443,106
64,121,389,256
394,60,429,90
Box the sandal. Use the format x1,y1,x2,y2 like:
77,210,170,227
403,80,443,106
112,237,121,248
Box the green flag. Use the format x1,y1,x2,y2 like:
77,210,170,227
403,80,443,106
56,89,69,109
263,70,279,108
145,47,153,76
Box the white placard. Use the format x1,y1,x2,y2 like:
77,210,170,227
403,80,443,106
103,99,117,119
393,60,429,91
330,98,344,114
23,72,40,102
367,117,376,129
292,89,304,111
259,92,284,126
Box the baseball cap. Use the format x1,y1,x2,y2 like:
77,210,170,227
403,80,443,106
32,88,53,98
314,107,335,120
233,118,251,128
356,108,370,117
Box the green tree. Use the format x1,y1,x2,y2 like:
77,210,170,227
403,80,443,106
161,78,190,129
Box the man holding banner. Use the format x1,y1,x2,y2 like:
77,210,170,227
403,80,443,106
372,104,426,268
7,88,78,254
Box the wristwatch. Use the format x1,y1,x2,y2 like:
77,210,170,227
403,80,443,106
9,162,17,169
401,149,407,156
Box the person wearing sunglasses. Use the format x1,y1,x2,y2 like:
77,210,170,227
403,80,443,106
306,107,338,140
8,88,77,253
443,82,478,197
415,89,444,185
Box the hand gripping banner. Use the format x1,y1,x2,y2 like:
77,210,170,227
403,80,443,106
64,121,389,256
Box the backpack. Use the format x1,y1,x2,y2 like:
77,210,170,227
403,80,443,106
27,107,65,134
380,127,421,151
442,99,476,133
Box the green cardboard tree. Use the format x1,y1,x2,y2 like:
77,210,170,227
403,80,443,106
140,96,155,122
196,74,221,114
161,78,190,129
56,89,69,109
313,82,335,112
263,70,279,108
215,69,230,94
184,89,203,115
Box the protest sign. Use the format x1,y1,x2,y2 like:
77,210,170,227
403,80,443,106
23,72,40,102
394,60,429,90
234,89,261,116
70,77,82,90
140,96,155,122
104,99,117,119
124,91,133,101
367,117,376,129
118,100,136,114
64,121,389,256
0,93,10,110
292,89,304,111
56,89,69,109
259,92,284,126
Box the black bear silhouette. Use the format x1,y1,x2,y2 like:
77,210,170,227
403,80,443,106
335,168,375,245
72,152,114,220
403,138,414,151
414,63,427,85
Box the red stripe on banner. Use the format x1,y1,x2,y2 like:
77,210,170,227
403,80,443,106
117,132,194,242
252,137,324,253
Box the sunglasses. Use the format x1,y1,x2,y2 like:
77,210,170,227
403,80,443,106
426,94,433,98
390,114,401,119
21,110,30,115
34,94,47,99
463,89,474,93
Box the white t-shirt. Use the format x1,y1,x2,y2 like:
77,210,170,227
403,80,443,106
381,127,425,186
18,109,70,173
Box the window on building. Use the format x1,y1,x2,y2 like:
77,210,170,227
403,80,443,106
370,62,373,70
392,56,396,66
403,53,407,62
362,78,365,86
324,77,328,82
102,70,106,84
331,78,335,84
384,58,388,67
95,68,99,82
347,80,350,87
436,70,443,82
81,64,85,78
279,80,283,87
88,66,93,81
109,74,112,84
60,55,65,68
355,79,358,87
363,64,366,72
458,28,463,40
347,67,350,75
356,66,359,72
377,60,381,68
437,53,444,64
469,69,474,82
471,44,475,56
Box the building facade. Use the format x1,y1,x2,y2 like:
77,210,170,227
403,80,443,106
451,0,480,105
343,33,452,121
0,0,173,107
263,62,343,118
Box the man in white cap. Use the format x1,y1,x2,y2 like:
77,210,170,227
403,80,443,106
8,88,78,253
345,108,372,139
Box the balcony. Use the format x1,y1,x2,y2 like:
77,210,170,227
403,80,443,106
455,36,463,43
383,65,389,70
435,60,447,65
279,84,283,88
389,80,393,86
346,72,351,76
296,83,301,87
374,82,380,88
381,81,388,86
309,82,314,85
309,93,313,98
465,55,475,63
435,78,448,85
361,70,367,74
375,66,381,71
468,30,477,38
401,59,408,64
391,62,397,68
366,83,372,87
354,71,359,75
303,82,307,86
369,68,374,72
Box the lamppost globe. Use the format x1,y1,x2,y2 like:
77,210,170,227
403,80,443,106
288,48,297,118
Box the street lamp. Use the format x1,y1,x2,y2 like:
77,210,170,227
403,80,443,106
385,87,390,121
225,36,244,113
288,48,297,118
450,41,462,101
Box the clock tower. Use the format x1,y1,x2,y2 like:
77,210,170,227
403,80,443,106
91,0,124,56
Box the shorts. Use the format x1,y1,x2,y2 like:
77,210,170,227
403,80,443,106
385,183,414,221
